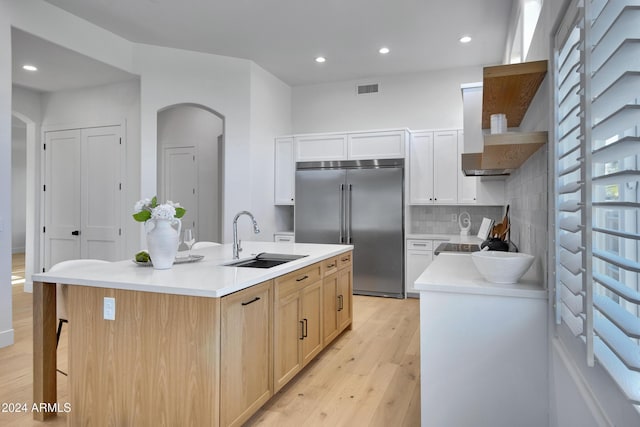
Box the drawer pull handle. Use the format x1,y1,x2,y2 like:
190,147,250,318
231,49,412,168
337,295,343,311
299,320,305,340
341,257,350,262
327,263,336,269
303,318,308,338
413,243,427,247
241,297,260,306
296,275,309,282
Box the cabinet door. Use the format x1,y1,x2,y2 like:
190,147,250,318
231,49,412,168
457,131,478,204
274,137,295,205
274,291,302,392
406,248,433,295
322,272,339,345
409,131,434,204
220,281,272,427
347,130,406,160
433,131,458,204
337,267,352,332
295,134,348,161
301,281,323,367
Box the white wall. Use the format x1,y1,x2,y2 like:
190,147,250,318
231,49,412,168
135,43,258,244
157,104,223,243
40,79,141,258
0,6,14,348
292,67,481,133
249,62,293,241
11,124,26,252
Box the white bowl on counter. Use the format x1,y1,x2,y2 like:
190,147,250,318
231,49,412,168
471,251,535,284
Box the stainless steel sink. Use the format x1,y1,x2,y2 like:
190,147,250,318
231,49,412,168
225,253,307,268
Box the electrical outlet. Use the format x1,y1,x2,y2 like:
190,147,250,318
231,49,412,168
104,297,115,320
451,214,457,222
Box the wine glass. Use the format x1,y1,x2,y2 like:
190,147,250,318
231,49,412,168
183,228,195,258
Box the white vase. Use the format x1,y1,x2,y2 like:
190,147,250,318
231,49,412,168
145,218,182,270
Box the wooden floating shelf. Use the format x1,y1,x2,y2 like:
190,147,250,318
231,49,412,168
480,131,548,170
482,60,548,129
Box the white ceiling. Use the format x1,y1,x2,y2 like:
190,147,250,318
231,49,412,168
37,0,513,87
11,28,137,93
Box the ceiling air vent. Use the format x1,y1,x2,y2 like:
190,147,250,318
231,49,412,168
356,83,379,95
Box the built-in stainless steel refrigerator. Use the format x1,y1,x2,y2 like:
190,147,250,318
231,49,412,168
295,159,404,298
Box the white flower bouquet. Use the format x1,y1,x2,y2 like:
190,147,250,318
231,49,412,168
132,196,186,222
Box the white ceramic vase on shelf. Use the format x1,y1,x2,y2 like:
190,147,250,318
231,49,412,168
145,218,182,269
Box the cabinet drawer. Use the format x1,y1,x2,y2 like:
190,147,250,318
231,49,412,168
275,262,322,297
407,240,432,250
274,233,294,243
323,257,339,276
337,252,352,269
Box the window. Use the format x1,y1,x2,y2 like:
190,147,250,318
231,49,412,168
509,0,543,63
553,0,640,411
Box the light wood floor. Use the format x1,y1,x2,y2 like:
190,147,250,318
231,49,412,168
1,255,420,426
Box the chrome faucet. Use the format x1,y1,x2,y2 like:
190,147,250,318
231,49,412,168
232,211,260,259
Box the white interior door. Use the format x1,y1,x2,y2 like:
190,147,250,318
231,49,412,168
44,129,81,269
164,146,198,233
80,126,122,261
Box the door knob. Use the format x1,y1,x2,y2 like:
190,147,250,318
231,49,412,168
71,230,80,236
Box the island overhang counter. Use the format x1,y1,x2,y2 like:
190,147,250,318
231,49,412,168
31,242,354,426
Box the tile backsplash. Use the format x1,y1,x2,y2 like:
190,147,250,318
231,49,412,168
409,205,504,235
505,145,548,281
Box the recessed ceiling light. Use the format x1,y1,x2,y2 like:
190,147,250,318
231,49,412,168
379,47,390,54
315,56,326,63
459,36,472,44
23,64,38,71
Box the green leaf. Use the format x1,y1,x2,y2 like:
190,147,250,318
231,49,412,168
151,196,158,208
133,210,151,222
175,207,186,218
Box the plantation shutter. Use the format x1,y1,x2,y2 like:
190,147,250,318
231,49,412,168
554,0,640,408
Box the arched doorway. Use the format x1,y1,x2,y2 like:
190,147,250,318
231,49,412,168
157,104,224,243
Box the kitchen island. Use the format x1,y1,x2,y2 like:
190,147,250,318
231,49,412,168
32,242,353,426
414,252,547,427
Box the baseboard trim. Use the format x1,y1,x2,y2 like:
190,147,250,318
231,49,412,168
24,280,33,293
0,328,15,348
552,337,612,427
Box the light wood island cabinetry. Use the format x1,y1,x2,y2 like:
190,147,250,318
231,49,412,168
32,245,353,426
220,280,273,427
322,253,353,347
274,262,323,391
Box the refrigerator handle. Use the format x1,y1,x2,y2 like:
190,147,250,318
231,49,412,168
339,184,345,243
347,184,353,243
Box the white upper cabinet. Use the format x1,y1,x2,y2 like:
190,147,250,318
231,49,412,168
432,130,458,204
409,131,435,204
295,129,407,162
409,130,458,205
295,134,348,162
347,130,407,160
274,137,295,205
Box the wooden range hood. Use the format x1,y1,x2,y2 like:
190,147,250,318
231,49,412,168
462,60,549,176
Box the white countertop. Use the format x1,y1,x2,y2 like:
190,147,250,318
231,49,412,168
32,242,353,298
414,252,546,299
